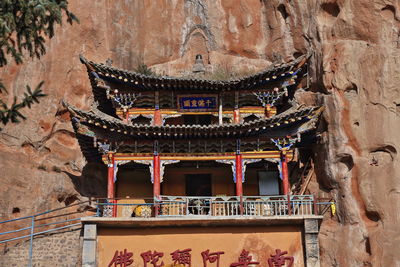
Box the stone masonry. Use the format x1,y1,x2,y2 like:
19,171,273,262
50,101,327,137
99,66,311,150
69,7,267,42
0,227,82,267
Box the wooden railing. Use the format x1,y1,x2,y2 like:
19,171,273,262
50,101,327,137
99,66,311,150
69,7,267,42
96,195,322,218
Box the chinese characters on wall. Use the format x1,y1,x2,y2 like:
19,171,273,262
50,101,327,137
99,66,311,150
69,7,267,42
108,248,294,267
178,95,218,111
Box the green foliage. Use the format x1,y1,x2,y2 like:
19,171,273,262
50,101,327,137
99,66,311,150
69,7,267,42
0,81,46,125
0,0,77,128
0,0,79,66
134,62,157,76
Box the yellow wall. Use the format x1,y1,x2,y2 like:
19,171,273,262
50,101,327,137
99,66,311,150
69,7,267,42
116,169,153,198
116,165,279,198
162,166,235,196
98,225,304,267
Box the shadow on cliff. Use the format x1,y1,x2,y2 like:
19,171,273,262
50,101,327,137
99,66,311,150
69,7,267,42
63,162,107,199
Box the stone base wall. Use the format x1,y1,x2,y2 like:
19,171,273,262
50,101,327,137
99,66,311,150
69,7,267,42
0,227,82,267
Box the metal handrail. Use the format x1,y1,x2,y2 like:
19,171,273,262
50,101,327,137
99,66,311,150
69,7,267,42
0,223,81,244
0,200,91,224
0,200,91,267
0,226,31,236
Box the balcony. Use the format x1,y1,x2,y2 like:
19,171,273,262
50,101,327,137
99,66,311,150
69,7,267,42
94,195,330,219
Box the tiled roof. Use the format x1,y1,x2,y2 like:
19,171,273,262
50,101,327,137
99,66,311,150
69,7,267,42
65,102,322,140
80,53,309,91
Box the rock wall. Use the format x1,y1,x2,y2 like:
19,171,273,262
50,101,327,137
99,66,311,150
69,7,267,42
0,228,82,267
0,0,399,266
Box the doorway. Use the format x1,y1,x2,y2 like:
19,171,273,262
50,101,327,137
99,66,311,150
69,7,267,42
258,171,280,195
185,174,212,196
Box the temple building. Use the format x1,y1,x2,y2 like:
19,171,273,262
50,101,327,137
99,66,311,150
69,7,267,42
66,54,326,267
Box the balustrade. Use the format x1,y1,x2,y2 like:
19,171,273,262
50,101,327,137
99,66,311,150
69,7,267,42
96,195,318,218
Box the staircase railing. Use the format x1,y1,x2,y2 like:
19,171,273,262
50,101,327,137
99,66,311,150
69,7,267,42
0,199,93,267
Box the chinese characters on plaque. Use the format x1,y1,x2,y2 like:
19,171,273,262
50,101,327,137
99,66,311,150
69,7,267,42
108,248,294,267
178,95,218,112
108,249,133,267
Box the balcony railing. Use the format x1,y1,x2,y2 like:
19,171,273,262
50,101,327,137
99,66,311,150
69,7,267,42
95,195,332,218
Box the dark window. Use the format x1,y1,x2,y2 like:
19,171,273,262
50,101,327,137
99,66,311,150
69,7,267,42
258,171,280,195
185,174,212,196
183,115,212,125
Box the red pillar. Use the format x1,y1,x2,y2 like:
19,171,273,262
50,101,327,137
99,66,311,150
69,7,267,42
153,154,161,216
233,109,240,124
107,154,115,199
235,154,243,196
107,153,117,217
234,91,240,124
153,155,161,199
124,111,130,123
153,109,162,126
281,151,290,195
265,104,271,118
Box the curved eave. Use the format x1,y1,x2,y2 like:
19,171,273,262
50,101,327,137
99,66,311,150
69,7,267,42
65,103,323,140
80,53,309,92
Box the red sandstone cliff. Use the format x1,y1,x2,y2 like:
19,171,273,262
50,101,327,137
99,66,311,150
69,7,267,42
0,1,399,266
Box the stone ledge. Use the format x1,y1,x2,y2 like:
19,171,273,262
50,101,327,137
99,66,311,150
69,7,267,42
81,215,324,228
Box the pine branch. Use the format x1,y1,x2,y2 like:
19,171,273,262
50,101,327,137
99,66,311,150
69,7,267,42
135,63,156,76
0,1,78,128
0,81,47,127
0,0,79,66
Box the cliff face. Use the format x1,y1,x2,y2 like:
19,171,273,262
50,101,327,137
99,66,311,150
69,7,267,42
0,0,399,266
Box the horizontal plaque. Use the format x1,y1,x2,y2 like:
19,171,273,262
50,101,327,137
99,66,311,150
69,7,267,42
177,95,218,112
98,226,304,267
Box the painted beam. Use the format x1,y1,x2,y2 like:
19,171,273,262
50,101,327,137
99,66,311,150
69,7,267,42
103,151,294,162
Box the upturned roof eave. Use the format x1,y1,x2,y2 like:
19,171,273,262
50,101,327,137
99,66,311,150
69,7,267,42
64,102,323,140
79,52,310,92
